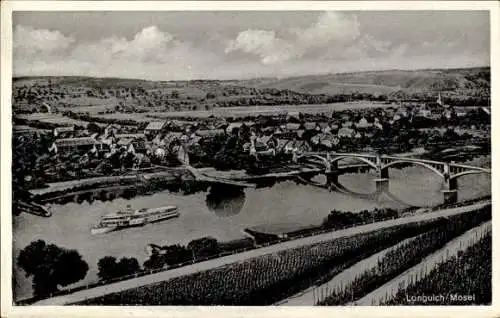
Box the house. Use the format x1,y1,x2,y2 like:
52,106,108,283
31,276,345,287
225,122,243,134
176,144,190,165
286,111,300,120
89,142,111,157
303,122,316,130
256,135,272,150
338,127,355,138
321,125,331,134
49,137,96,154
341,121,353,128
282,140,311,153
115,133,146,140
103,124,120,137
40,102,52,113
131,139,148,154
53,126,75,139
355,117,372,129
274,131,299,140
327,122,339,132
455,108,468,117
285,123,301,131
144,121,167,135
117,138,133,150
162,132,182,150
444,110,453,120
392,114,402,122
152,133,165,146
311,133,340,149
195,129,225,138
418,109,432,118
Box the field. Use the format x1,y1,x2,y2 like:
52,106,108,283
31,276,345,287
12,67,490,116
77,214,466,305
149,102,389,119
15,113,90,127
318,205,491,305
89,112,153,123
384,231,491,305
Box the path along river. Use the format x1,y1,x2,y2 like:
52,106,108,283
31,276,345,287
13,156,491,300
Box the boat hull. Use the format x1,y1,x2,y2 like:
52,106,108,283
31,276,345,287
91,209,180,235
91,226,117,235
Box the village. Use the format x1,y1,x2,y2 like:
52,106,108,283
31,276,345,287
12,93,491,190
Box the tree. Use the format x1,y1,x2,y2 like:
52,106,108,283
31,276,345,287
97,256,117,281
116,257,140,277
171,90,180,98
143,250,166,270
187,237,220,259
161,245,192,266
17,240,88,297
97,256,140,281
87,122,102,135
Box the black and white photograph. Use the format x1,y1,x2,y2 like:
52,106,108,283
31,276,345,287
2,2,497,313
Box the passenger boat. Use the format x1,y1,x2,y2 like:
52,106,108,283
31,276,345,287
91,204,179,235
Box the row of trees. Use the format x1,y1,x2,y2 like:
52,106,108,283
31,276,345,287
143,237,224,270
321,208,400,230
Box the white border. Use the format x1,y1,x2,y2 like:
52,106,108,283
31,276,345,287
1,1,499,317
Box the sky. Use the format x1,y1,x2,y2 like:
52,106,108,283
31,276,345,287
13,11,490,80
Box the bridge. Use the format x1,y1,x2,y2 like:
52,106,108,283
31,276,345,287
293,151,491,204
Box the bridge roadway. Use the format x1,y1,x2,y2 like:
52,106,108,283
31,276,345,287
33,200,490,305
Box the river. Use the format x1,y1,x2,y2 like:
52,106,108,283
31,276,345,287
12,156,491,301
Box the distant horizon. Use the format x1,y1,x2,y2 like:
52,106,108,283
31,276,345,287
13,11,490,81
12,65,491,83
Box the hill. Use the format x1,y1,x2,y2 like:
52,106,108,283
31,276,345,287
228,67,490,95
12,67,490,115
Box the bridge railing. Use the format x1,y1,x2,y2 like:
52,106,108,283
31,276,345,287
17,196,491,305
448,162,491,171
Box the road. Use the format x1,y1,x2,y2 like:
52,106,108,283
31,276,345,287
351,221,491,305
33,200,490,305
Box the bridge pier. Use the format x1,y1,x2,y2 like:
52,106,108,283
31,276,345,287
325,172,339,191
374,164,389,194
374,178,389,193
442,177,458,204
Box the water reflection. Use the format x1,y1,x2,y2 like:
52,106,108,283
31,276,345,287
43,181,211,206
37,177,420,213
206,185,246,217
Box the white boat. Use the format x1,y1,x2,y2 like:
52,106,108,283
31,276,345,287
91,204,179,235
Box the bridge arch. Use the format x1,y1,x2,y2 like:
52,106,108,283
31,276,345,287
382,160,444,179
329,155,378,170
450,170,491,180
295,154,331,169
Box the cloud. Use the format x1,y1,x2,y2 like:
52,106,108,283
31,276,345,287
224,12,380,65
14,25,75,57
12,11,490,81
225,30,297,65
294,11,360,49
14,25,223,80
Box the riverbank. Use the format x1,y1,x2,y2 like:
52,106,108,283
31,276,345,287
14,161,490,301
28,200,490,305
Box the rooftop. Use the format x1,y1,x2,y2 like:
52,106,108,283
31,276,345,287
145,121,167,131
54,137,96,147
